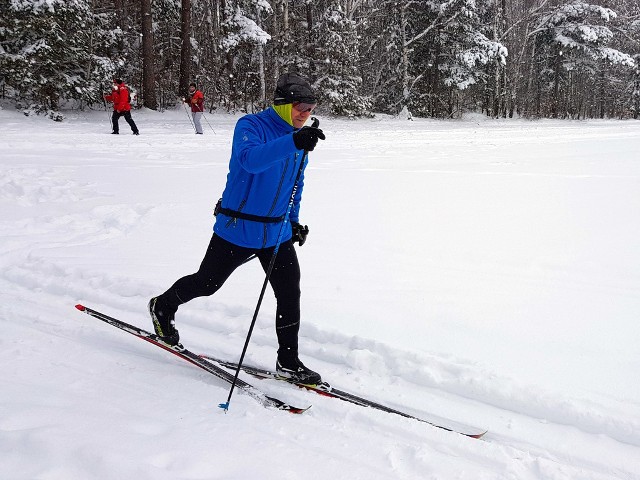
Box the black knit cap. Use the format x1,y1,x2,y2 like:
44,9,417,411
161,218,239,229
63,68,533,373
273,73,316,105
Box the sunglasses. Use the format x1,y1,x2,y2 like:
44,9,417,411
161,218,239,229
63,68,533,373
293,102,317,113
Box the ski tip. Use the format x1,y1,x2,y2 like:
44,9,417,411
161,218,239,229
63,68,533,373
287,405,312,414
75,304,86,311
218,402,230,412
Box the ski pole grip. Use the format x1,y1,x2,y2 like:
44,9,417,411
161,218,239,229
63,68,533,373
311,117,319,128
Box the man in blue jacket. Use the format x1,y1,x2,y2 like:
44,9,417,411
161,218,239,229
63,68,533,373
148,73,325,384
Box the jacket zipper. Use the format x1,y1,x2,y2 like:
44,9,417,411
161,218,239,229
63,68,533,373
261,153,295,248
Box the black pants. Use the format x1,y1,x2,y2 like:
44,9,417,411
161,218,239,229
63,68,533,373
112,110,139,134
158,233,301,352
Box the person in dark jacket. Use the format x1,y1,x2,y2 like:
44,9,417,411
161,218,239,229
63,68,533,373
104,79,139,135
148,73,325,384
184,83,204,134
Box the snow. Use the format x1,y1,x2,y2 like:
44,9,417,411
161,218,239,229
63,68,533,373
1,106,639,479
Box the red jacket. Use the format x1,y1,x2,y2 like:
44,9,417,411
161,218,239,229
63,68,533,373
105,84,132,112
186,90,204,113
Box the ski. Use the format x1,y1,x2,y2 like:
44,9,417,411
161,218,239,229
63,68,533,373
74,305,309,414
201,353,486,439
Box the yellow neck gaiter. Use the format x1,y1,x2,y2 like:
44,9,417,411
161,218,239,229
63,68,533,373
273,103,293,126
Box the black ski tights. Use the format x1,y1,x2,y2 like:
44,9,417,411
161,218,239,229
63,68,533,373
111,110,139,134
157,233,301,352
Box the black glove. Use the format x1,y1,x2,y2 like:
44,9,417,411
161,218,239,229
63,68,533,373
291,222,309,246
292,126,325,151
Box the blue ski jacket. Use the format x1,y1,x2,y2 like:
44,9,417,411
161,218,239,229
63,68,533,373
213,107,308,249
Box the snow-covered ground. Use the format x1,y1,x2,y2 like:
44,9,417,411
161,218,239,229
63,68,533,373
1,106,639,479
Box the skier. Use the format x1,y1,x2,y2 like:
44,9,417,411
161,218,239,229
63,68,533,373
184,83,204,134
104,79,139,135
148,72,325,384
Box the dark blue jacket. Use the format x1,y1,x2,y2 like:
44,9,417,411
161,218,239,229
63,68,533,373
214,107,307,248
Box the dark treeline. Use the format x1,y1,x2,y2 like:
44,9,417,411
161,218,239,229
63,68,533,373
1,0,639,119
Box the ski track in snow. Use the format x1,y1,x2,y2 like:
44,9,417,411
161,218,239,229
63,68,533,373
1,108,639,479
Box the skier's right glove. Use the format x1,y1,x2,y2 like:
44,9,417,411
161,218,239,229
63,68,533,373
293,126,325,151
291,222,309,246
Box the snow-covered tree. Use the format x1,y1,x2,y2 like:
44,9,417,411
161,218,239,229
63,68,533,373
531,1,636,117
312,0,371,117
544,3,634,65
0,0,118,110
383,0,507,117
220,4,271,51
1,0,638,119
218,2,272,112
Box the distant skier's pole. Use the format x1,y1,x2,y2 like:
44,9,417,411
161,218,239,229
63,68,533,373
182,101,196,133
219,118,319,413
103,94,112,131
201,112,216,134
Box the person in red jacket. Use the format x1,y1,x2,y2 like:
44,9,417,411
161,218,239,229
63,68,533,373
184,83,204,134
104,79,139,135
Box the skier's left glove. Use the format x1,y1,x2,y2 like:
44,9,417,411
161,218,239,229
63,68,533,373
293,126,325,151
291,222,309,246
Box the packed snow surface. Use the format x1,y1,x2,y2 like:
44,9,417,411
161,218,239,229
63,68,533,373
1,107,639,479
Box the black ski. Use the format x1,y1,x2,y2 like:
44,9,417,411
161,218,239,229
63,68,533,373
201,353,486,439
75,304,309,413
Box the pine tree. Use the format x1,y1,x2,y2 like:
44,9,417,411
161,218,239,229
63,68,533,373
1,0,638,119
218,1,272,112
0,0,118,111
387,0,508,117
533,1,635,118
312,0,371,117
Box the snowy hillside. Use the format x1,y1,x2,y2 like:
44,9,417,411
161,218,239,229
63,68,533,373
1,107,639,479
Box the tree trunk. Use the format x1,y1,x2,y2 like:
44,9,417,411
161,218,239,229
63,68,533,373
399,3,409,115
635,72,640,120
599,79,605,118
281,0,289,75
113,0,125,30
179,0,192,97
552,49,561,118
432,29,441,117
306,3,314,76
141,0,157,110
272,3,280,81
492,2,502,118
256,7,266,109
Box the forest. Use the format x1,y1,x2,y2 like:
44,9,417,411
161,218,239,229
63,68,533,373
1,0,639,119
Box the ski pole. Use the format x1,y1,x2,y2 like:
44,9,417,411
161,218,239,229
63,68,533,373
201,112,216,134
103,94,112,131
182,100,196,132
219,117,319,412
